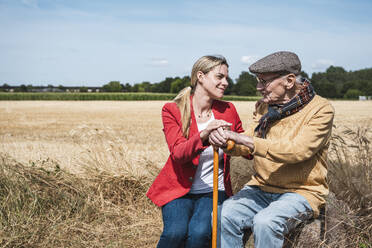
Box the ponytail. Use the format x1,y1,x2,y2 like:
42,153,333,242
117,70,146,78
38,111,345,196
174,86,193,138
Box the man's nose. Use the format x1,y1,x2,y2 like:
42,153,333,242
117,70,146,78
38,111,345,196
256,82,264,91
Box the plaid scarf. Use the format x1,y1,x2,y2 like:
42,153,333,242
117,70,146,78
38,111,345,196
254,78,315,138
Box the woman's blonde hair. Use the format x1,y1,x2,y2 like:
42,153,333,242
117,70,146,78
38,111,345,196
174,55,228,138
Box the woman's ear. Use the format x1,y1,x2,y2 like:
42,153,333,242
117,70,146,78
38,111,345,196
196,71,204,83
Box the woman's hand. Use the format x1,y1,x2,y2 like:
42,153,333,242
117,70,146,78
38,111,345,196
200,119,232,142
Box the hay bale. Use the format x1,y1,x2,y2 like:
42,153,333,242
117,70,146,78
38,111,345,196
283,208,326,248
283,192,353,248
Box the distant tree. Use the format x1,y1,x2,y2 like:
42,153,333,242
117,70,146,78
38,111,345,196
364,81,372,96
224,77,234,95
352,80,372,96
17,84,28,92
79,86,88,92
234,71,257,96
58,85,65,91
311,72,327,84
170,79,184,93
102,81,122,92
156,77,176,93
0,83,10,92
313,78,338,98
170,78,182,93
140,82,152,92
325,66,347,84
300,71,309,79
340,81,357,96
122,83,132,92
131,84,140,92
311,66,372,98
344,89,362,99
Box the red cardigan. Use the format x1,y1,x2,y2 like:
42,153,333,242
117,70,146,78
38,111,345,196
147,99,246,207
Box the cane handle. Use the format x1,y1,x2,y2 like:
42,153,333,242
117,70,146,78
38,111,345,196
226,140,235,151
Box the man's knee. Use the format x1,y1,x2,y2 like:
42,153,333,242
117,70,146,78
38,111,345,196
220,199,238,225
252,213,284,235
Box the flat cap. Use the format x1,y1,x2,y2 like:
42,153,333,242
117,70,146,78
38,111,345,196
249,51,301,75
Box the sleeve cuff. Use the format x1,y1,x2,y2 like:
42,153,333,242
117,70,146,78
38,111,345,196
252,136,269,157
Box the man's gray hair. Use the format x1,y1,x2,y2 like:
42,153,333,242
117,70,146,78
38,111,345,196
295,75,305,85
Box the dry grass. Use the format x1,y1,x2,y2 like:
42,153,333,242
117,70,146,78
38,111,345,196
0,154,162,248
0,100,371,247
326,126,372,247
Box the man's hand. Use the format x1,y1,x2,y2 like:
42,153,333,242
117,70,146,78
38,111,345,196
210,129,255,151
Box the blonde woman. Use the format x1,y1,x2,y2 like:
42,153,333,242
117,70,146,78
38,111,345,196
147,55,249,248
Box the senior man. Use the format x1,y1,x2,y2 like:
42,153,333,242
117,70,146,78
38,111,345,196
209,51,334,248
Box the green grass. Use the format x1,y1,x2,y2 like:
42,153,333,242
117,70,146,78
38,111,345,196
0,92,260,101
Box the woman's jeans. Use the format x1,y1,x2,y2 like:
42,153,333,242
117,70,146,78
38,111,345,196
219,186,313,248
157,191,228,248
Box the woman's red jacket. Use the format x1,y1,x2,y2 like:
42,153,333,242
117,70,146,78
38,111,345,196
146,99,245,207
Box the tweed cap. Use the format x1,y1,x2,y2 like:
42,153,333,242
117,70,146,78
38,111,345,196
249,51,301,75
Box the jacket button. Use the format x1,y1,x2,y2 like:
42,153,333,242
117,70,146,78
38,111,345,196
189,177,193,182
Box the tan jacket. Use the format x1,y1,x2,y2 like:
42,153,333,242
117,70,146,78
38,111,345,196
227,95,334,217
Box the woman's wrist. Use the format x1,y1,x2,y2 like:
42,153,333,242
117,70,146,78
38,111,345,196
200,129,209,141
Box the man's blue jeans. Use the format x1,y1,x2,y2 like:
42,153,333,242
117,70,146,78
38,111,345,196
157,191,228,248
219,186,313,248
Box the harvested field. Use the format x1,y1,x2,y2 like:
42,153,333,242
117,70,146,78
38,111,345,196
0,100,371,247
1,100,370,172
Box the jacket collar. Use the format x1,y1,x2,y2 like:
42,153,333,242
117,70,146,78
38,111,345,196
189,95,223,136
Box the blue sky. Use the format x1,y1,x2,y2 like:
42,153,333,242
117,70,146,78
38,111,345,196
1,0,372,86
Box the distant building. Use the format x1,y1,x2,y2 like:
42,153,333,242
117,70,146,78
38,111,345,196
359,96,372,100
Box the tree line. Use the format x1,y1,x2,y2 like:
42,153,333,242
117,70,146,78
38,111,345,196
1,66,372,99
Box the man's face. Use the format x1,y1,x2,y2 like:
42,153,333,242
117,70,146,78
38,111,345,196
256,73,288,104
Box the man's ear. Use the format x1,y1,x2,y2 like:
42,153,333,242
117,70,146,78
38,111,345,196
285,74,296,89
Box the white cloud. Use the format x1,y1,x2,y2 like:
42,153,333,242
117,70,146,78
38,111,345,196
150,59,169,67
241,55,260,65
311,59,334,70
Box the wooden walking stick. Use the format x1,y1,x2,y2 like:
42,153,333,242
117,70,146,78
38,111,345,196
212,145,219,248
212,140,235,248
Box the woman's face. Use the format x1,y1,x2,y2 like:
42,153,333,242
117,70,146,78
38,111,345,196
197,64,229,99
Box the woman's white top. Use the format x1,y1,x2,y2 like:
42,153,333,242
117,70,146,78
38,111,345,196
189,113,225,194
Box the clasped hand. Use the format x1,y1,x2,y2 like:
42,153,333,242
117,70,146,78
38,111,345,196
209,128,237,148
209,126,255,151
200,119,231,143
